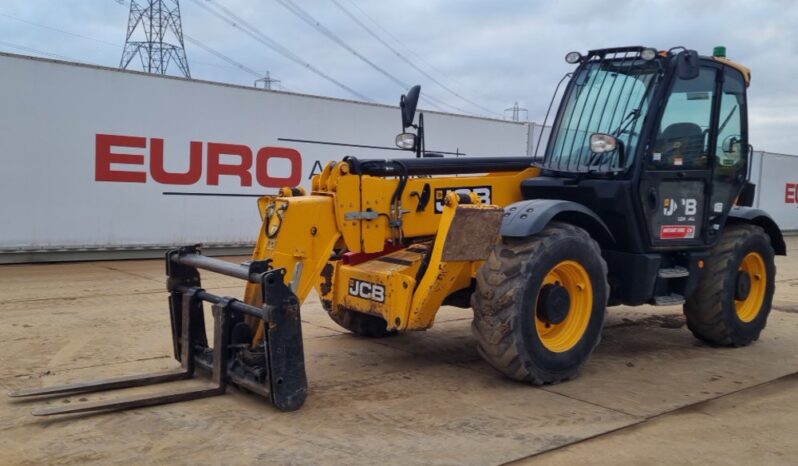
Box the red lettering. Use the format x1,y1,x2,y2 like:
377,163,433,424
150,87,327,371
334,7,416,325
786,183,797,204
255,147,302,187
96,134,304,188
206,143,253,186
150,139,203,185
95,134,146,183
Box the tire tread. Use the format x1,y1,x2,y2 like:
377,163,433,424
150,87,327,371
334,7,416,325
471,222,608,384
684,224,775,346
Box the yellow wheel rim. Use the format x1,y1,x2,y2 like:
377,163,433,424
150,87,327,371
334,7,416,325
735,252,767,323
534,260,593,353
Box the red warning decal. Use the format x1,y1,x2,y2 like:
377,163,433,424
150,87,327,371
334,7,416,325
660,225,695,240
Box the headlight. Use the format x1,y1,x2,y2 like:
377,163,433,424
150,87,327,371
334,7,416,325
590,133,618,153
640,48,657,61
565,51,582,64
395,132,417,150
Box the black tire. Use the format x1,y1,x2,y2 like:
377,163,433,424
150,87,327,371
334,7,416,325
684,224,775,346
471,222,608,384
322,301,396,338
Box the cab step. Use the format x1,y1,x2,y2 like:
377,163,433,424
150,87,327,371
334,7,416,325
658,266,690,279
653,293,686,306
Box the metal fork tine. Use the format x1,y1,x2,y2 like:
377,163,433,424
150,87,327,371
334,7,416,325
30,383,223,416
7,260,296,416
28,300,232,416
8,369,191,398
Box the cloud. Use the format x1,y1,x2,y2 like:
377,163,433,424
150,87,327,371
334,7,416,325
0,0,796,153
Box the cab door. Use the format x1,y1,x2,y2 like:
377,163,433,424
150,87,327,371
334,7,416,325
639,64,719,248
707,68,748,237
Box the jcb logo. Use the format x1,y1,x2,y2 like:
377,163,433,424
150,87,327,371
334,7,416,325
348,279,385,303
434,186,492,213
682,198,698,215
663,198,677,216
663,198,697,216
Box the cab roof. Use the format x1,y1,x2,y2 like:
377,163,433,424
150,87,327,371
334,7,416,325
711,56,751,86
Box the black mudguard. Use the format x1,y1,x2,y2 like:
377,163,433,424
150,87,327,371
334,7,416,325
727,207,786,255
500,199,615,246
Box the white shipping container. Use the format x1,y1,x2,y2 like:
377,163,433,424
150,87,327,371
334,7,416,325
0,53,533,262
1,53,792,263
751,151,798,232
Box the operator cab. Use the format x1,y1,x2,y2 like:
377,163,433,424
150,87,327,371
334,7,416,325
523,46,752,255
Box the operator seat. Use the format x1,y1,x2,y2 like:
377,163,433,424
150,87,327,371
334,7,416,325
655,122,706,168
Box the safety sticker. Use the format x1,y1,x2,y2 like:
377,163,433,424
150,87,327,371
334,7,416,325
660,225,696,239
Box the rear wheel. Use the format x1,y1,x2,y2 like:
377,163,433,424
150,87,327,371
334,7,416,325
684,224,775,346
322,301,396,338
472,222,608,384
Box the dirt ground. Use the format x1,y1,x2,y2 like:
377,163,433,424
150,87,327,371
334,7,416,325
1,237,797,465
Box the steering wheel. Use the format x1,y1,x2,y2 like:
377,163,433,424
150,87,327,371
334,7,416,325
659,137,686,158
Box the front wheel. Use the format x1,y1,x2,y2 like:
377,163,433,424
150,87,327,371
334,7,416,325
684,224,776,346
471,222,608,384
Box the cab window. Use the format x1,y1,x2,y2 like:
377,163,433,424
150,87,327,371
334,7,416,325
711,70,746,210
714,71,745,170
649,67,717,170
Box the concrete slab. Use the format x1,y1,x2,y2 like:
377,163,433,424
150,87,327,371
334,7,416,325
544,309,798,417
1,361,633,466
0,237,796,465
516,373,798,466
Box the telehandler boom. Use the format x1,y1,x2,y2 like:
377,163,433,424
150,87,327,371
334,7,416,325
11,45,785,415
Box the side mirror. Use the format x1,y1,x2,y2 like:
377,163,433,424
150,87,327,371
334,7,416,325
400,85,421,129
590,133,625,167
676,50,700,80
590,133,618,153
722,135,740,153
395,132,417,150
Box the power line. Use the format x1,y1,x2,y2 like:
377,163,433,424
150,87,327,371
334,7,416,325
106,3,270,75
0,7,278,84
117,0,481,113
0,12,119,48
275,0,405,89
183,34,261,78
274,0,464,113
0,39,81,62
192,0,373,102
342,0,506,108
330,0,502,117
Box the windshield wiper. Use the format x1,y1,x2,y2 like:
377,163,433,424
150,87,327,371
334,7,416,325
611,108,641,137
718,104,738,134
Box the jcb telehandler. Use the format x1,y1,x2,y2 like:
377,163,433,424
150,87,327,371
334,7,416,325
12,45,785,415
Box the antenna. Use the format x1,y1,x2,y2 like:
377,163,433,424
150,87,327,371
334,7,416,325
254,71,281,90
504,102,528,122
120,0,191,78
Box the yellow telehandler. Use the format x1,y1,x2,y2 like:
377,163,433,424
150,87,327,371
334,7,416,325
11,45,785,415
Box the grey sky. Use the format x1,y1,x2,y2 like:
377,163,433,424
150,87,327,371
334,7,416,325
1,0,796,153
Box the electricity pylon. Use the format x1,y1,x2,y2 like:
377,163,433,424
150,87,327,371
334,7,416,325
120,0,191,78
